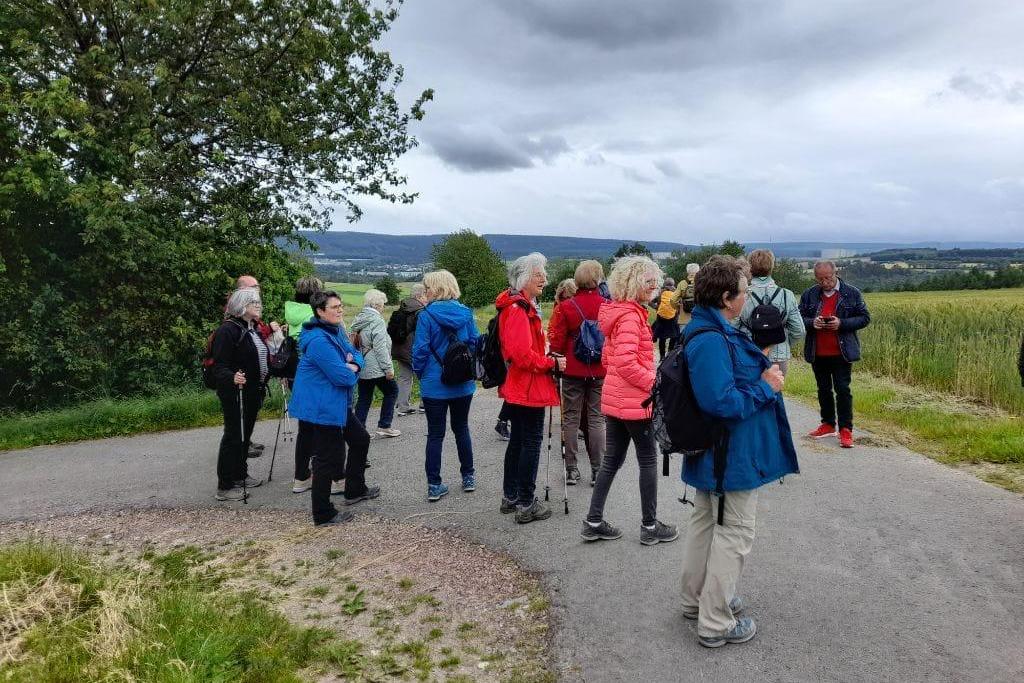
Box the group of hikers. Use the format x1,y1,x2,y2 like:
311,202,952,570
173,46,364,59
206,249,872,648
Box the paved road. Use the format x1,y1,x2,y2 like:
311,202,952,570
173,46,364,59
2,392,1022,682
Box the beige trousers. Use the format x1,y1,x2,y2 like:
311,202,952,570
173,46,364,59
679,488,759,637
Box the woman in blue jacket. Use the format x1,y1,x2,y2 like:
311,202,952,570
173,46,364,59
412,270,480,502
289,290,380,526
679,256,797,648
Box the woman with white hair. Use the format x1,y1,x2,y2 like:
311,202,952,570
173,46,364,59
496,252,566,524
209,287,268,501
351,288,401,438
581,256,678,545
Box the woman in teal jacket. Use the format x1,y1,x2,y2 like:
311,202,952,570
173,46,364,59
289,290,378,526
678,256,797,649
411,270,480,502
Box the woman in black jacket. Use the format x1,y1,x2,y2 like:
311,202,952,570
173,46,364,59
211,287,270,500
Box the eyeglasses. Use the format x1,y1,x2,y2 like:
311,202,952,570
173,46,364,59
325,304,344,311
249,300,263,305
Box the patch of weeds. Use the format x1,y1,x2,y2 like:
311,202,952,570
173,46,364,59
528,595,550,612
438,654,461,669
420,614,444,624
324,549,344,561
371,607,395,626
305,585,330,598
318,639,365,678
338,589,367,616
268,572,297,588
374,651,408,677
345,582,359,592
375,623,401,639
482,650,506,663
148,546,211,581
426,627,444,641
397,576,415,590
456,621,477,635
395,639,432,680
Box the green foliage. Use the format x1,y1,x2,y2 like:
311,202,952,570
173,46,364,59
612,241,653,259
373,275,402,305
0,0,431,409
663,240,746,282
772,258,815,294
430,229,507,308
540,259,579,302
884,267,1024,292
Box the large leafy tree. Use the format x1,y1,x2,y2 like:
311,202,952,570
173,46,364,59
0,0,431,408
430,230,507,309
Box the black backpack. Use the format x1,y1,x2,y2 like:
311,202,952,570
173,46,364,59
422,309,476,385
569,299,604,365
747,288,787,348
387,306,415,344
201,319,244,389
269,334,299,379
477,300,530,389
644,328,731,523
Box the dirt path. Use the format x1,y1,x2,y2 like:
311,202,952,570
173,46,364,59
2,392,1022,682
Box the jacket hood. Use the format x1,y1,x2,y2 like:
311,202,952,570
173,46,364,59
299,318,341,353
688,305,736,334
399,297,425,313
598,300,645,336
495,288,532,311
351,306,382,333
421,299,474,328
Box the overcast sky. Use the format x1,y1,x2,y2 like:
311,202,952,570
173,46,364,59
344,0,1023,244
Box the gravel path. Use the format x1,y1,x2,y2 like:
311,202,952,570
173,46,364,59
1,392,1022,682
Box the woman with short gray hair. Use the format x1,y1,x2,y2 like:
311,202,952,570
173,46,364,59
351,288,401,438
209,287,269,501
495,253,566,524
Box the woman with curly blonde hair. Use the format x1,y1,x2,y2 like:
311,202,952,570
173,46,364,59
581,256,678,545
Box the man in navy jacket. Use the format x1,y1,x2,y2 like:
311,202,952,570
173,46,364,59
798,261,870,448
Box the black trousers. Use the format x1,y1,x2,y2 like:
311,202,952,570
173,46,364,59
305,414,370,524
294,423,312,481
812,356,854,430
216,387,264,489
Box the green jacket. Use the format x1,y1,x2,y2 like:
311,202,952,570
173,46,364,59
736,276,805,362
350,306,393,379
285,301,314,340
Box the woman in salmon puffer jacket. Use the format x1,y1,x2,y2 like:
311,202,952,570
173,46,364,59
581,255,679,546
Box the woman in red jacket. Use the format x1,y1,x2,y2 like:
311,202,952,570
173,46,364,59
581,255,679,545
548,260,607,487
497,252,566,524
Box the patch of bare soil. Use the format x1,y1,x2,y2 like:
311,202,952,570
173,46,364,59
0,508,554,682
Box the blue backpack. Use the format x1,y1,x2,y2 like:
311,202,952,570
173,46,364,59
569,299,604,365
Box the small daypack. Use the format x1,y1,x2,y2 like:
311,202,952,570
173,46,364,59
569,298,604,365
422,309,476,385
269,334,298,379
477,300,530,389
201,319,245,389
747,288,787,348
387,306,414,344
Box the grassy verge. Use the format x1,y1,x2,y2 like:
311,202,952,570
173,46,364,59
786,360,1024,492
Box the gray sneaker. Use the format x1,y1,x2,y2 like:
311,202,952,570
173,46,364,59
215,487,248,501
500,497,517,514
233,476,263,489
682,596,744,621
514,499,552,524
698,617,757,648
640,520,679,545
580,520,622,541
566,466,580,486
343,484,380,506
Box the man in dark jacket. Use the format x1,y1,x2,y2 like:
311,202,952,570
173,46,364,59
799,261,870,448
391,284,427,416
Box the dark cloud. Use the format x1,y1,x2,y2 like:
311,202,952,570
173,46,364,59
946,72,1024,105
622,167,655,185
426,127,570,173
654,159,682,178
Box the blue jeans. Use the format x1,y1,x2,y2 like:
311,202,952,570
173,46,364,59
422,394,475,486
355,376,399,428
502,404,546,507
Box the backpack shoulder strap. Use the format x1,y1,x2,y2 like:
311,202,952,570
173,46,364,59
767,287,782,305
749,291,764,306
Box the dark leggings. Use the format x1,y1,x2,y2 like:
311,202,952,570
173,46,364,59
502,404,546,507
306,413,371,524
586,415,658,526
216,387,263,489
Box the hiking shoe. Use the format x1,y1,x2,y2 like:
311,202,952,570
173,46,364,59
462,475,476,492
640,520,679,545
500,497,517,514
495,420,511,441
376,427,401,438
590,467,598,487
807,423,837,439
428,483,449,502
343,484,380,506
292,478,312,493
396,408,417,416
839,428,854,448
580,520,622,542
215,487,248,501
566,466,580,486
682,596,744,621
314,509,355,527
330,480,346,496
515,499,552,524
247,443,264,458
698,617,757,648
234,476,263,489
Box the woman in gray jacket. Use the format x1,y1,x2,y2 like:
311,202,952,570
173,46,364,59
351,289,401,438
737,250,805,375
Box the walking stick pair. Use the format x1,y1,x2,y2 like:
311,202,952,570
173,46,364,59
545,354,570,515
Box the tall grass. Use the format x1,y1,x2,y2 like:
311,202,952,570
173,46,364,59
858,289,1024,415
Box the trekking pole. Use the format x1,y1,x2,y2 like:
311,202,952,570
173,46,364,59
267,384,285,483
558,373,568,515
545,404,552,502
282,382,294,442
238,385,248,505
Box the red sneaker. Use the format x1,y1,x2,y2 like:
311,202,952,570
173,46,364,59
807,423,837,439
839,428,854,448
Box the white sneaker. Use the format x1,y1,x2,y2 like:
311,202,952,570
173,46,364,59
292,478,312,493
376,427,401,438
331,480,346,495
